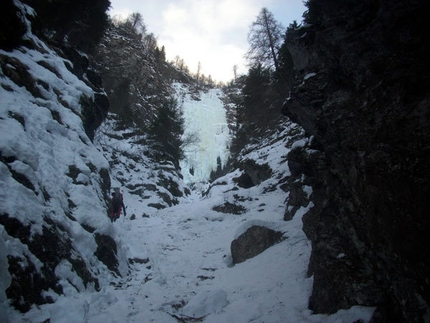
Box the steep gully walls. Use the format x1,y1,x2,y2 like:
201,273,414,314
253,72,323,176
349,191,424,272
282,1,429,322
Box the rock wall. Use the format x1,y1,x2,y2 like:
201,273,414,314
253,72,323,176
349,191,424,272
0,1,124,315
282,0,430,322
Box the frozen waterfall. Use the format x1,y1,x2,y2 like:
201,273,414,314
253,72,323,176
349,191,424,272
174,84,231,186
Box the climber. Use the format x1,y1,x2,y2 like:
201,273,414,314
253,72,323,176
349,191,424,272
110,188,126,222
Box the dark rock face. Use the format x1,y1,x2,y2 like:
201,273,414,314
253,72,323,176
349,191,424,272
0,215,100,312
282,0,430,321
213,202,247,215
231,226,284,264
0,0,26,50
59,46,109,140
234,159,272,188
282,146,315,220
94,233,120,276
0,1,109,140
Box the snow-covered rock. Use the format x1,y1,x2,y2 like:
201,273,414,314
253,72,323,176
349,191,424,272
231,224,284,264
181,289,228,319
0,3,125,318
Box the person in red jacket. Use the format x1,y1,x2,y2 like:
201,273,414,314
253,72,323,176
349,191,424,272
110,188,126,222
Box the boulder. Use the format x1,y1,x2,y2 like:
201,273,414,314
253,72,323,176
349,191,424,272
231,225,284,264
234,159,272,188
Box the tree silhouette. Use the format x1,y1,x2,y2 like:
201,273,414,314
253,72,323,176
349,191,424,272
128,12,146,34
148,97,184,168
27,0,111,51
245,7,284,71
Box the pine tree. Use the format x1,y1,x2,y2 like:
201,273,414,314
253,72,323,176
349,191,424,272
148,98,184,168
275,21,300,90
241,63,273,121
245,7,284,71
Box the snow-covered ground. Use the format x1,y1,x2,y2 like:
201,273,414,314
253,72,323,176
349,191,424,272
11,166,374,323
6,112,374,322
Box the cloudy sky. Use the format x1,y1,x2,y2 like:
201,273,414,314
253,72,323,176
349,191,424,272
108,0,307,83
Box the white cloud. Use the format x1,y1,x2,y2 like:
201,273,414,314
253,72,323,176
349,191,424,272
157,0,266,81
109,0,306,83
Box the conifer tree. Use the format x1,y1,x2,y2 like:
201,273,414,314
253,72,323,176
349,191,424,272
148,98,184,168
245,7,284,71
128,12,146,34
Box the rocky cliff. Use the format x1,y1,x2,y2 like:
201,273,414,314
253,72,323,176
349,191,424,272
0,1,123,315
282,0,429,322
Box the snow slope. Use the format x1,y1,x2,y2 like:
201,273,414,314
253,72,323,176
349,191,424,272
7,115,374,322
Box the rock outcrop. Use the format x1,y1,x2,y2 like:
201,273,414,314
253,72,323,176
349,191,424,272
0,1,123,313
231,225,284,264
234,159,273,189
282,0,430,321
